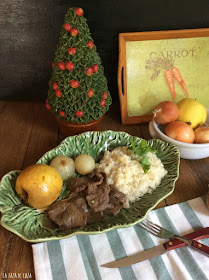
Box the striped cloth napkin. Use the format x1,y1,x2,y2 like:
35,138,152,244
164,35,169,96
32,196,209,280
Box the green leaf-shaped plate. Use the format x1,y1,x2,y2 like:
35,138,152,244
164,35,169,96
0,131,180,242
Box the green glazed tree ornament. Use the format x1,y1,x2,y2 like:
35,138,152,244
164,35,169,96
46,7,112,127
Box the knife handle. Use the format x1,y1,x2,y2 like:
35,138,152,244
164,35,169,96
164,227,209,251
191,240,209,256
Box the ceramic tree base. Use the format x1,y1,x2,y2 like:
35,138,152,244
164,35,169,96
56,116,103,137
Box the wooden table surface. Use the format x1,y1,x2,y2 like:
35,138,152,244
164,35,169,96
0,101,208,280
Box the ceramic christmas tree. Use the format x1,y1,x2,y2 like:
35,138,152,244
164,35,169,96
46,7,112,136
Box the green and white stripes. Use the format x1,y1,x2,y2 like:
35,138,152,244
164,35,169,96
32,196,209,280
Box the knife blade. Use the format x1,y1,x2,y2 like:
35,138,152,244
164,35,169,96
101,227,209,268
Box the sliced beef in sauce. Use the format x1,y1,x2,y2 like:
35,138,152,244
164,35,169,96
104,188,127,215
86,182,110,212
86,209,105,223
68,177,89,193
48,170,127,230
68,169,104,193
48,200,87,230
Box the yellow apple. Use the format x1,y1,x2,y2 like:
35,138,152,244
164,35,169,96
15,164,63,209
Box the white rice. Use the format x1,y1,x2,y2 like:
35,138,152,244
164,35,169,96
96,146,167,208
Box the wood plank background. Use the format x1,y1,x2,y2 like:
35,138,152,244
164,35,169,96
0,0,209,101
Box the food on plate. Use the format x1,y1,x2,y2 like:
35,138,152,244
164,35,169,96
165,121,195,143
48,170,126,230
50,155,75,180
15,164,63,209
74,153,95,175
48,139,168,229
14,137,168,230
194,125,209,144
153,101,179,124
177,98,207,129
95,142,167,208
0,130,179,242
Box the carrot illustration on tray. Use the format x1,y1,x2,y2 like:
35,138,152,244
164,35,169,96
165,69,176,102
145,58,189,102
171,67,189,98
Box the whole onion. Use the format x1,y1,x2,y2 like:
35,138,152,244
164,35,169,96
75,154,95,175
50,155,75,180
194,126,209,143
165,121,195,143
153,101,179,124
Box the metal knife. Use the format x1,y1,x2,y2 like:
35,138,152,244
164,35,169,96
101,227,209,268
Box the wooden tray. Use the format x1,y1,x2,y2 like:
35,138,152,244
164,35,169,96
118,28,209,124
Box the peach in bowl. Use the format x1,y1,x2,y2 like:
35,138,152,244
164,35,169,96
149,109,209,160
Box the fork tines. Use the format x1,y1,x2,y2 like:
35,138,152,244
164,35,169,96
140,218,161,237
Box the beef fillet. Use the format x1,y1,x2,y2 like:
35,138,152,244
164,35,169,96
47,170,127,230
68,169,104,193
86,176,110,212
104,189,127,215
48,199,87,230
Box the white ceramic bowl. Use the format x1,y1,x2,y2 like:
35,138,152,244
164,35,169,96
149,109,209,160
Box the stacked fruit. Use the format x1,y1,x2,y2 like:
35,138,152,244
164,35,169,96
153,98,209,144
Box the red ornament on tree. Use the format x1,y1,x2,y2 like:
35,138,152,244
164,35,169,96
75,8,84,17
58,62,66,70
93,64,99,73
55,89,62,98
46,103,51,111
52,82,59,90
68,47,77,55
88,41,93,49
52,61,55,68
64,23,71,32
75,111,84,117
65,62,74,71
59,111,65,117
70,28,79,37
87,89,94,98
70,80,79,88
86,67,93,76
102,92,107,99
100,99,106,106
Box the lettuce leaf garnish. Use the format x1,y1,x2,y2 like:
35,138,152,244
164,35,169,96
128,138,157,173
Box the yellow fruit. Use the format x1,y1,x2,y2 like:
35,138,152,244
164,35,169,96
177,98,207,129
15,164,63,209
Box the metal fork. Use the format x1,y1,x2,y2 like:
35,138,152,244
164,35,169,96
140,217,209,257
140,218,192,245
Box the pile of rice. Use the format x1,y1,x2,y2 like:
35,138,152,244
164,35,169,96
96,146,167,208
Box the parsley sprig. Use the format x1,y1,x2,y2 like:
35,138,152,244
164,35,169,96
128,138,157,173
